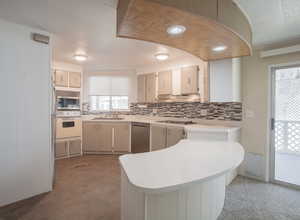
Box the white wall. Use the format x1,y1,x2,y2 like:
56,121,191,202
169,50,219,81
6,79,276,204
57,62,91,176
83,69,137,104
0,19,52,206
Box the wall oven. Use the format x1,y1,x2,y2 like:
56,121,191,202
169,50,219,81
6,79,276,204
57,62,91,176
57,96,80,110
56,118,82,139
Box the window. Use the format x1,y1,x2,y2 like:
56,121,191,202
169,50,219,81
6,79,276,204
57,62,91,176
89,95,129,111
88,75,130,112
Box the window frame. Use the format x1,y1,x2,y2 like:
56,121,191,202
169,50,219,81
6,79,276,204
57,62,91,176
89,95,129,112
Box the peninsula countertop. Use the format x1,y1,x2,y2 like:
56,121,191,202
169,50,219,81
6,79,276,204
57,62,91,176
119,139,244,193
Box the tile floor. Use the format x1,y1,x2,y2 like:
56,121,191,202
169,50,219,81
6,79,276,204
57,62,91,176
0,155,299,220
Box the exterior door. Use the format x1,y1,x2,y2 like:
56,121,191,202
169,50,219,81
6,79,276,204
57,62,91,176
270,64,300,188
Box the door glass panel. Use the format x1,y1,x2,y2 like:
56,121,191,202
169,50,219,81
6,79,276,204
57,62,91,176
274,66,300,186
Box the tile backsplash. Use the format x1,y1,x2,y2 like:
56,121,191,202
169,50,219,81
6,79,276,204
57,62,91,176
130,102,242,121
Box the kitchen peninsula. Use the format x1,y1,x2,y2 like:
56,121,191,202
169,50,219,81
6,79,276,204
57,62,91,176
119,140,244,220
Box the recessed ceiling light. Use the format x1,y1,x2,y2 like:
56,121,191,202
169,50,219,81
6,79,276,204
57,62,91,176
73,54,88,62
212,46,227,52
167,25,186,36
155,53,169,61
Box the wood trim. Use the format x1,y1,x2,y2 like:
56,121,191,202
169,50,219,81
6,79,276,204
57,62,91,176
117,0,252,61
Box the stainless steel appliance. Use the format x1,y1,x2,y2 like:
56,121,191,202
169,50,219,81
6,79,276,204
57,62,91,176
57,96,80,110
131,122,150,153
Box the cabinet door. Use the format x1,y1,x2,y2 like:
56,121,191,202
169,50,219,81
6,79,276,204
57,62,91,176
113,123,130,152
55,70,68,87
55,141,68,158
137,75,146,102
83,122,113,152
146,73,157,103
69,72,81,88
69,139,82,156
181,66,199,94
166,127,185,148
151,125,167,151
158,70,172,95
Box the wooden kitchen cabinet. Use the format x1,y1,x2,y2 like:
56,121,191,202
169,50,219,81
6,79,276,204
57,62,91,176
145,73,157,103
137,74,146,102
166,127,185,147
113,123,130,152
69,139,82,156
55,70,68,87
55,141,68,158
181,66,199,94
158,70,172,95
69,72,81,88
83,122,113,153
151,125,185,151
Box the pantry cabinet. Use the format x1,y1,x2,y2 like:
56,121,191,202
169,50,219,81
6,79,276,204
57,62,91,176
158,70,172,95
151,125,185,151
181,65,199,94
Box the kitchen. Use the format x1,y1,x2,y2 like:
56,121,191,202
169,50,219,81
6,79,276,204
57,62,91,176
1,0,300,219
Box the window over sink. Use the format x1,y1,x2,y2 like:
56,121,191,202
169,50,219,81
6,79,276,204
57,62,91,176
88,75,130,112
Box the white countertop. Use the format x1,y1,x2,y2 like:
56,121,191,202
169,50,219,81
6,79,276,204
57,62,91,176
119,140,244,193
81,115,241,133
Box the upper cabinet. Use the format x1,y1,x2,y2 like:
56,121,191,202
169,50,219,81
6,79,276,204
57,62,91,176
145,73,156,103
117,0,252,61
158,70,172,95
137,74,146,102
181,66,199,95
137,73,157,103
54,70,81,89
55,70,68,87
69,72,81,88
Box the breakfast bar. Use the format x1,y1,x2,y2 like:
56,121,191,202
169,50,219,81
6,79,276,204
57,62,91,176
119,140,244,220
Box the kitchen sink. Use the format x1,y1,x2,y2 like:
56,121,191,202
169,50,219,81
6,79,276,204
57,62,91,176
92,117,124,120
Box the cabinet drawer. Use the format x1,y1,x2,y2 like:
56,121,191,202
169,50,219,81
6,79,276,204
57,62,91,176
55,141,68,158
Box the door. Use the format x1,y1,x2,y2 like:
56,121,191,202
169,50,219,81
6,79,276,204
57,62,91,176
146,73,156,103
69,72,81,88
181,66,199,94
55,70,68,87
83,122,113,152
166,127,184,147
158,70,172,95
137,75,146,102
270,65,300,188
113,123,130,152
151,125,167,151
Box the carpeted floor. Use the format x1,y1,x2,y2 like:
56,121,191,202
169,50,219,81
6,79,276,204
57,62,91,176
0,155,300,220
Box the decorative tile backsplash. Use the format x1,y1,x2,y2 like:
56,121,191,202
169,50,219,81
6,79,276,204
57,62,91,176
130,102,242,121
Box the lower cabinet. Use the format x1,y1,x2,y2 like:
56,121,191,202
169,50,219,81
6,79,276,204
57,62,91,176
55,139,82,159
83,122,130,154
151,125,185,151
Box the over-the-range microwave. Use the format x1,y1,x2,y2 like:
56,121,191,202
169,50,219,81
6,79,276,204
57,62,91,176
56,96,80,110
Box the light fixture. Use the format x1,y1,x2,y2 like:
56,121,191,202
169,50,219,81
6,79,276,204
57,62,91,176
212,46,227,52
73,54,88,62
155,53,169,61
167,25,186,36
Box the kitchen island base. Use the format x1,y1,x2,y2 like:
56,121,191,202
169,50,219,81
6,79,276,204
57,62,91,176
121,169,226,220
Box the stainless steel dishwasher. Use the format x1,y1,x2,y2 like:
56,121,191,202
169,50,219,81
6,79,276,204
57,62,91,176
131,122,150,153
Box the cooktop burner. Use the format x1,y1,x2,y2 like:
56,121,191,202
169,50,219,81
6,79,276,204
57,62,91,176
157,120,196,125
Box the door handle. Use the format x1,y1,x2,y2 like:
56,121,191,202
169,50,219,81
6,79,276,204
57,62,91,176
271,118,275,130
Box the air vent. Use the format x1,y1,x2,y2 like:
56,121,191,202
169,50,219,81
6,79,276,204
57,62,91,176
32,33,50,44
